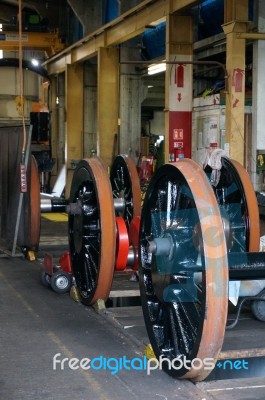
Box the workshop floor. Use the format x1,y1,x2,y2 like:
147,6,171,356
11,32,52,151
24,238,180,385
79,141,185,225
0,215,265,400
0,216,207,400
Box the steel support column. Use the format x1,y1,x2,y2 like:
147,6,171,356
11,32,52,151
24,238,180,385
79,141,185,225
223,0,249,164
84,63,97,158
224,0,249,22
49,75,59,189
97,47,119,167
49,73,66,190
222,21,249,164
57,73,66,172
119,46,143,164
65,63,84,197
165,14,193,163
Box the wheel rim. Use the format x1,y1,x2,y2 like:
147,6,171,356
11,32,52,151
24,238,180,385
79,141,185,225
205,157,260,252
128,216,141,271
110,155,141,229
56,275,69,290
139,159,228,381
68,157,116,305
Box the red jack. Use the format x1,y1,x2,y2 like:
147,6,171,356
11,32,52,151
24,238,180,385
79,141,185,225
41,251,73,294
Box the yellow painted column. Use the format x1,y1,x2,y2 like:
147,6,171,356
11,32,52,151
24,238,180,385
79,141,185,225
223,0,249,164
165,14,193,163
223,21,249,164
224,0,249,22
49,75,58,188
65,63,84,197
97,47,119,168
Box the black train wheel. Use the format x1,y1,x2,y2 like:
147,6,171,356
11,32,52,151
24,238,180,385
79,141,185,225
205,157,260,253
139,159,228,381
68,157,116,305
110,155,141,229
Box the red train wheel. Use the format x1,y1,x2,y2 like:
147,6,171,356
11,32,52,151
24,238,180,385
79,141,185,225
68,157,116,305
115,217,129,271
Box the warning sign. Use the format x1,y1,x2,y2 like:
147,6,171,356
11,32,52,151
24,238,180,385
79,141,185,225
173,129,183,140
173,142,183,148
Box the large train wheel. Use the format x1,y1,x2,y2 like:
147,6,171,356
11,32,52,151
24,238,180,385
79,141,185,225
115,216,129,271
139,159,228,381
110,155,141,228
68,157,116,305
205,157,260,252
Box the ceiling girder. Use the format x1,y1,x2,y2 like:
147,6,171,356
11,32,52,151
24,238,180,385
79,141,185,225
0,31,64,57
45,0,201,74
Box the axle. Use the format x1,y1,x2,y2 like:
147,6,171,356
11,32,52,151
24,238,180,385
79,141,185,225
67,197,125,215
41,198,68,213
229,252,265,280
148,237,265,280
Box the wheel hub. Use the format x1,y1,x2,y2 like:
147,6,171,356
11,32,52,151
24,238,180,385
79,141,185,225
56,276,69,289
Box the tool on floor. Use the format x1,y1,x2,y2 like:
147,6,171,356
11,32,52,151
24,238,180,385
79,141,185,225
41,251,72,294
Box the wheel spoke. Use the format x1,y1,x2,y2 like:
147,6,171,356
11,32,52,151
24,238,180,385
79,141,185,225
169,303,191,355
110,155,141,227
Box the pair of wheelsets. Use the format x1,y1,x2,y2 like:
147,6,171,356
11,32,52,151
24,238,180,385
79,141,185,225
67,154,265,382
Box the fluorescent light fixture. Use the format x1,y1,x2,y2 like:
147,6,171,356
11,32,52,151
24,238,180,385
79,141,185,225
148,62,166,75
0,25,3,58
31,58,39,66
213,40,226,48
149,17,166,27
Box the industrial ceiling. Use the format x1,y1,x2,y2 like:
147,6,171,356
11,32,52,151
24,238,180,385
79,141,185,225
0,0,67,30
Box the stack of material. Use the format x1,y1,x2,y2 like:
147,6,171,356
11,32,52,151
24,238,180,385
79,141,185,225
0,125,40,251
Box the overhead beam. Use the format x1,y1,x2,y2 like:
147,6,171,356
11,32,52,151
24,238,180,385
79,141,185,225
45,0,201,73
0,31,64,56
71,0,168,65
237,32,265,40
169,0,201,12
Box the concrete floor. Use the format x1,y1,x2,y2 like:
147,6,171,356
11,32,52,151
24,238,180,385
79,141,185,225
0,255,210,400
1,215,265,400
